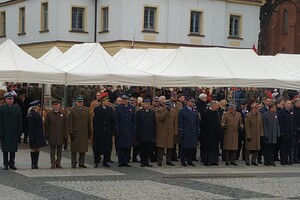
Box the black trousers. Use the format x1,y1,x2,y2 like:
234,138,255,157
263,143,275,164
273,137,281,160
3,152,16,166
293,134,300,162
117,147,131,165
94,151,110,165
172,143,178,159
132,145,140,161
180,148,193,164
280,139,293,164
237,133,245,160
156,147,172,163
245,150,258,163
258,137,264,162
140,142,153,164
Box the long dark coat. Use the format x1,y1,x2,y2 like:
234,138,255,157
114,104,136,148
200,108,221,153
93,105,114,154
278,108,295,140
0,104,22,152
68,106,91,153
136,108,156,143
178,106,200,149
27,109,47,149
263,111,280,144
293,106,300,135
15,97,31,135
221,111,243,150
45,110,67,146
245,111,263,150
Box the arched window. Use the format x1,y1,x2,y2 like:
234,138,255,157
283,9,288,33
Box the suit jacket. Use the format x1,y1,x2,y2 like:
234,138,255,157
278,108,295,140
262,111,280,144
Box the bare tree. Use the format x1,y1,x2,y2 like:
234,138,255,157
258,0,296,55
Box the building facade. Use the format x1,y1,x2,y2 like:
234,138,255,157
0,0,263,57
264,1,300,55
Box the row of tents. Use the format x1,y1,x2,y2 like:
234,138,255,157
1,39,300,89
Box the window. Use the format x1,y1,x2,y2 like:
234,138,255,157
19,7,25,34
0,11,5,36
144,7,156,31
229,15,241,37
71,7,84,31
41,2,48,31
101,7,109,31
283,9,288,33
190,11,202,34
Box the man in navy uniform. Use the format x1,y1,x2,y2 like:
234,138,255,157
93,92,114,168
0,92,22,170
115,94,136,167
178,97,200,167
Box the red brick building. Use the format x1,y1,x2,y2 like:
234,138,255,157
264,1,300,55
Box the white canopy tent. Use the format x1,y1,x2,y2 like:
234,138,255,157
38,46,63,64
142,47,300,89
113,48,147,64
49,43,154,86
0,39,65,84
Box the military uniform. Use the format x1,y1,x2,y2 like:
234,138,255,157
0,92,22,170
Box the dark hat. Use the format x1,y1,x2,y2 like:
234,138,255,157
228,104,236,108
4,92,14,98
171,92,178,98
129,97,137,102
52,99,61,104
153,96,159,102
17,89,26,96
107,85,113,88
100,92,109,100
143,99,151,103
121,94,129,99
240,100,248,105
186,97,195,102
30,100,40,106
75,95,84,102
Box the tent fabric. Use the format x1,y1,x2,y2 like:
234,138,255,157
0,39,65,84
113,48,147,65
38,46,63,64
143,47,300,89
49,43,154,86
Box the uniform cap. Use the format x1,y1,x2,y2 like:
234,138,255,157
143,99,151,103
75,95,84,102
52,99,61,104
100,92,109,100
121,94,129,99
30,100,40,106
186,97,195,102
4,92,14,98
152,96,159,102
240,100,248,105
228,103,236,108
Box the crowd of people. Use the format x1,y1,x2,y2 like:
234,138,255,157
0,84,300,170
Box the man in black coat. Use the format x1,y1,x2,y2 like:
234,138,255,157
236,100,248,160
115,94,136,167
93,93,114,168
292,98,300,164
278,100,295,165
0,92,22,170
200,101,221,166
136,99,156,167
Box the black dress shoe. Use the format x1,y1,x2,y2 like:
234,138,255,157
181,163,187,167
280,162,286,166
270,162,276,166
145,163,153,167
230,162,238,166
286,162,293,165
166,162,175,166
225,162,230,166
251,162,258,166
94,163,99,168
132,159,139,163
171,158,178,161
124,164,131,167
257,160,262,164
103,163,111,168
187,162,196,166
211,163,219,166
10,165,17,170
246,162,250,166
71,164,76,168
204,163,210,166
158,162,162,167
118,164,123,167
3,165,8,170
264,163,269,166
140,163,145,167
79,164,87,168
192,158,199,161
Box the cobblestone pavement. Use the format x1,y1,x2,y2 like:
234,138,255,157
0,144,299,200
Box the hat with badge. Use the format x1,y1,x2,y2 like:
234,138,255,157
186,97,195,102
171,92,178,98
75,95,84,102
52,99,61,105
153,96,159,102
4,92,14,99
228,103,236,108
30,100,40,106
121,94,129,99
129,97,137,102
143,99,151,103
240,100,248,105
100,92,109,101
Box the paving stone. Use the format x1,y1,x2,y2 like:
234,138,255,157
0,184,46,200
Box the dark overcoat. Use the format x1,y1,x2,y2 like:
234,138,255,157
200,108,221,153
0,104,22,152
136,108,156,143
178,106,200,149
15,97,31,135
68,106,91,153
262,111,280,144
115,104,136,148
45,110,67,146
27,109,47,149
278,108,295,140
93,105,114,154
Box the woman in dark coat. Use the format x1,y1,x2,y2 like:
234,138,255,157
27,100,46,169
93,94,114,168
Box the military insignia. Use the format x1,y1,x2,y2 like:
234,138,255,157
291,112,293,115
129,109,132,112
61,114,63,117
275,116,277,118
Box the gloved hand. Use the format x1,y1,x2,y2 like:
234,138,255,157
223,125,228,130
70,134,75,140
